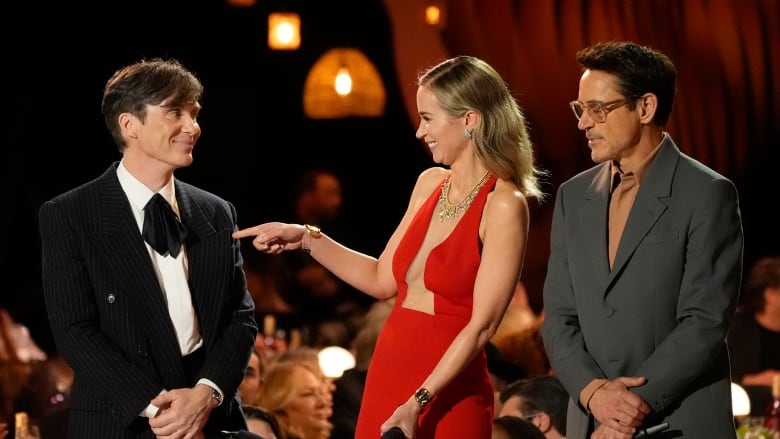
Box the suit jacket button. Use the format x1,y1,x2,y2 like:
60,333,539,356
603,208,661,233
604,305,615,317
107,294,116,304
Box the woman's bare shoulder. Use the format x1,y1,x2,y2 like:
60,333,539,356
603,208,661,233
487,178,529,218
412,167,448,195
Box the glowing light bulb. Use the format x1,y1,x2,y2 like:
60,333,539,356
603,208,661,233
335,67,352,96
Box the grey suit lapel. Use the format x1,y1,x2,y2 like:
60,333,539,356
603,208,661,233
609,137,678,279
581,163,612,288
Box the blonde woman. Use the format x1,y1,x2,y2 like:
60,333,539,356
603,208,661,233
235,56,544,438
259,361,332,439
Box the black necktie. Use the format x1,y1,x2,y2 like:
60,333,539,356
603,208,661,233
142,193,188,257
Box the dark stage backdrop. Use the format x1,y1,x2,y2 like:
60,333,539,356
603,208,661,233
3,0,778,352
3,0,431,353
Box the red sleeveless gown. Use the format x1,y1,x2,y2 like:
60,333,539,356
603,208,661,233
354,174,497,438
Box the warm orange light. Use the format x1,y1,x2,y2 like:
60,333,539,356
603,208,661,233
268,12,301,50
225,0,256,7
424,6,441,25
303,48,386,119
334,67,352,96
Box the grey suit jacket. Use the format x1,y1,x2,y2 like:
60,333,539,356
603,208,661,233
39,163,258,438
540,136,743,438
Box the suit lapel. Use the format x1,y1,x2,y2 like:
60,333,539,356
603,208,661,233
580,163,612,289
92,165,185,368
608,138,678,282
176,183,223,347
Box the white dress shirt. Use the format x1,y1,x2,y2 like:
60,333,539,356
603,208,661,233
117,161,222,416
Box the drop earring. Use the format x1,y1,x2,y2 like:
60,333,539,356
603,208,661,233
464,129,473,139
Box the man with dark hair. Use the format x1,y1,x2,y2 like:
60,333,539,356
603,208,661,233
39,58,257,438
727,256,780,413
499,376,567,439
541,41,743,438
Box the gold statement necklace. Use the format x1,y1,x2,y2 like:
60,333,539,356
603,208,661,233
437,171,491,222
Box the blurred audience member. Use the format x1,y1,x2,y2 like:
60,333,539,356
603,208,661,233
499,376,567,439
727,256,780,414
242,243,300,346
270,347,336,420
492,415,545,439
486,342,526,416
330,299,393,439
286,169,375,348
12,355,73,439
293,169,343,229
493,315,550,379
259,361,332,439
0,309,56,436
243,404,285,439
238,349,264,406
0,309,47,364
492,282,541,345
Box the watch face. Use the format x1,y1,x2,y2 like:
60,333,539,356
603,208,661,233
306,224,322,238
415,388,432,407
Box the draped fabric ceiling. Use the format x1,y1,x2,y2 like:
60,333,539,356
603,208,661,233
389,0,780,311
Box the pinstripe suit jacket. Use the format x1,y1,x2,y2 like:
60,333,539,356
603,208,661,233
39,162,258,438
540,136,743,438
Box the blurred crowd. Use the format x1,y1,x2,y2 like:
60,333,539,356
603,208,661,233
1,167,776,439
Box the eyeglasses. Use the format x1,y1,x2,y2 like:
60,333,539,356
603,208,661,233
569,97,637,123
522,412,540,421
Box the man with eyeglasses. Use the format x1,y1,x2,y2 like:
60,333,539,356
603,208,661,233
499,376,567,439
541,41,743,438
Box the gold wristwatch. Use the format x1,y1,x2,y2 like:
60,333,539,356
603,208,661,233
414,387,433,408
303,224,321,254
304,224,321,239
210,386,223,406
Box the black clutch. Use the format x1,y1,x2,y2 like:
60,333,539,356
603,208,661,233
381,427,405,439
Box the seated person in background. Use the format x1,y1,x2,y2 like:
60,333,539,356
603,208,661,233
286,169,375,347
238,349,264,406
492,415,545,439
499,376,567,439
485,341,526,416
268,347,335,421
727,256,780,414
258,361,332,439
243,404,284,439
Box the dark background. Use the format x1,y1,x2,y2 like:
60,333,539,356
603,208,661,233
3,0,431,354
3,0,778,355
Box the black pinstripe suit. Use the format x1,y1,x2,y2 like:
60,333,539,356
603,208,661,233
39,162,258,438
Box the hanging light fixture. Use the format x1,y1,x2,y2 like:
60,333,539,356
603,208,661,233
268,12,301,50
303,48,386,119
424,2,445,27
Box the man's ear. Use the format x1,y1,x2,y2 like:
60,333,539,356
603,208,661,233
119,112,138,140
535,411,553,433
636,93,658,124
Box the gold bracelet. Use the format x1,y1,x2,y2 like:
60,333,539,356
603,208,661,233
414,387,433,408
302,224,321,254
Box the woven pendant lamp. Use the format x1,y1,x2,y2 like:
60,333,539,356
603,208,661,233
303,48,386,119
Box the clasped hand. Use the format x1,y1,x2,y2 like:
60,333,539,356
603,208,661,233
589,377,650,439
148,385,214,439
233,222,303,254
